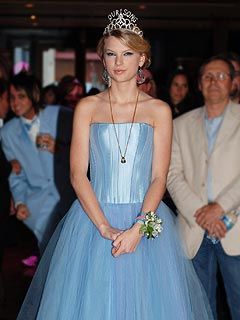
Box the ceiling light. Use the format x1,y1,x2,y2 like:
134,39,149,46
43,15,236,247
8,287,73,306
139,4,146,10
25,2,34,9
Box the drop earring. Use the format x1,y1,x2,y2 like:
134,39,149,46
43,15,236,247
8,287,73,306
136,67,145,85
102,68,112,87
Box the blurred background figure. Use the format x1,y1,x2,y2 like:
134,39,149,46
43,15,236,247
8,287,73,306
163,69,194,118
161,69,197,212
58,75,85,109
0,78,21,305
1,72,62,266
219,52,240,103
41,84,59,107
0,79,9,126
86,87,100,96
0,78,12,306
54,104,76,219
138,69,157,98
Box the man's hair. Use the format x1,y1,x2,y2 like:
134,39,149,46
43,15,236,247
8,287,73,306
198,55,235,80
9,71,41,112
218,52,240,67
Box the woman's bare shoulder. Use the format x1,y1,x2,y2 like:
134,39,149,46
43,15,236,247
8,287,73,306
148,97,169,112
77,91,106,107
74,91,107,117
140,92,171,124
153,99,172,127
140,91,169,108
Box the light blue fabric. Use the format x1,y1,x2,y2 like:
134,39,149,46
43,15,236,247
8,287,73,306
90,123,153,203
17,123,213,320
1,106,60,248
204,114,224,202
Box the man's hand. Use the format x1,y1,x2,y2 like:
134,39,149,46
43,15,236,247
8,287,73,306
205,219,227,239
16,204,30,221
194,202,224,229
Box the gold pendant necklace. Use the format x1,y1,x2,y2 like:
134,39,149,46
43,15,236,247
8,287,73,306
108,89,139,164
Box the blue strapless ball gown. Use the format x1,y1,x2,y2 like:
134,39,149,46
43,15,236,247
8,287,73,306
17,123,213,320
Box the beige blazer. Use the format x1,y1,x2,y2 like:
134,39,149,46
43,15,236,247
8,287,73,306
167,101,240,259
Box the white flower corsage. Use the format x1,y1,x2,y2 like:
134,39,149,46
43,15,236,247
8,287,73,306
136,211,163,239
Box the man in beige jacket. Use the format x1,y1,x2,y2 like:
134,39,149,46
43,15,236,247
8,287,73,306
167,56,240,320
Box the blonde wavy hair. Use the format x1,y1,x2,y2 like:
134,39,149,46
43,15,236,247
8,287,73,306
97,29,151,68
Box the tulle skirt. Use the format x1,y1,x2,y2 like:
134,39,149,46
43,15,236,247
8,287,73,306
17,200,213,320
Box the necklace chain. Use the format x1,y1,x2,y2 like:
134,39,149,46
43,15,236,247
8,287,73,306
108,89,140,164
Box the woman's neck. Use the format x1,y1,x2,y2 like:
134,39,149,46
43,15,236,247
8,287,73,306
108,82,139,104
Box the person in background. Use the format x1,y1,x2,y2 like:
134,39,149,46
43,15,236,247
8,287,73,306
167,56,240,320
54,105,76,218
86,87,100,96
1,72,61,266
58,75,85,109
218,52,240,103
41,84,59,107
0,139,11,306
0,79,9,128
161,69,194,211
42,83,76,217
163,69,194,118
0,78,21,304
138,69,157,98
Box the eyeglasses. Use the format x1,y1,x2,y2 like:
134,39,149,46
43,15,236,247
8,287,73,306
201,72,230,82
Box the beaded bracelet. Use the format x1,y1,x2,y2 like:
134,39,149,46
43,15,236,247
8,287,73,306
135,214,146,225
135,211,163,239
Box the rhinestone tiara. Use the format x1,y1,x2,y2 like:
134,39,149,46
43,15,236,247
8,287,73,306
103,9,143,37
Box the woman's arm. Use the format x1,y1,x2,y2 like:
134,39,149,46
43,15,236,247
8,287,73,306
141,101,173,212
112,100,172,257
70,97,122,241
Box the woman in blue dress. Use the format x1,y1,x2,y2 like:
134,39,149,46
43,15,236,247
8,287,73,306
17,9,213,320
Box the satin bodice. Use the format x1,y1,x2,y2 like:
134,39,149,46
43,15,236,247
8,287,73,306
90,123,153,204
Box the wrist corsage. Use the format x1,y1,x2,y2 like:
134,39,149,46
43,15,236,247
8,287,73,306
135,211,163,239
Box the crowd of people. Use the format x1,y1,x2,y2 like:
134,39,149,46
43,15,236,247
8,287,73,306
0,8,240,320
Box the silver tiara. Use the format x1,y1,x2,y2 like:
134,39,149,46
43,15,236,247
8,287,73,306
103,9,143,37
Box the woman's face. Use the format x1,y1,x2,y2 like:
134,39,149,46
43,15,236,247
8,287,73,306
43,89,56,105
103,36,145,84
169,74,189,105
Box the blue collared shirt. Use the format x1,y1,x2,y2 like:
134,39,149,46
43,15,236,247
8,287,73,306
204,113,224,202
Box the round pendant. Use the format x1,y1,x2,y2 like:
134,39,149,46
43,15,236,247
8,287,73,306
121,157,126,164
